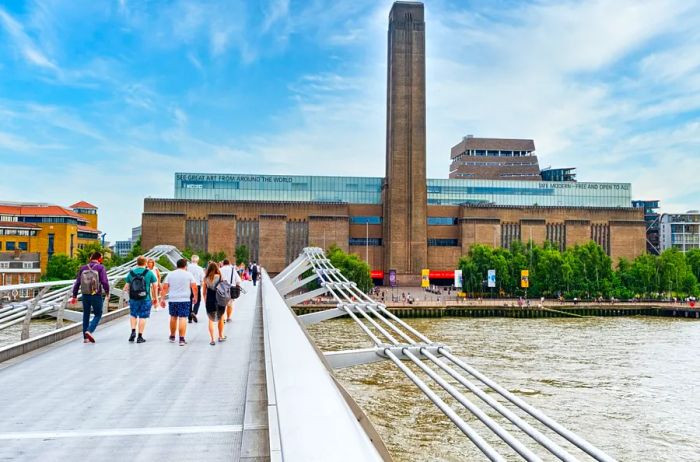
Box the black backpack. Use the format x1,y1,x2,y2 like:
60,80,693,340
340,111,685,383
129,269,150,300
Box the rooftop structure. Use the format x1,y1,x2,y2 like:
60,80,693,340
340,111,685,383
450,136,541,181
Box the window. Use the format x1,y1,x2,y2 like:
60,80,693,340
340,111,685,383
22,262,34,269
350,216,382,225
427,239,459,247
6,242,15,250
349,238,382,246
0,241,2,250
0,262,8,269
18,242,27,251
48,233,55,259
428,217,457,226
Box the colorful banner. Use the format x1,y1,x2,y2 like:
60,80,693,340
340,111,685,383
487,269,496,288
421,269,430,288
454,270,463,288
521,269,529,288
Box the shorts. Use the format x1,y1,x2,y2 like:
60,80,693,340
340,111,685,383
129,299,151,319
169,301,191,318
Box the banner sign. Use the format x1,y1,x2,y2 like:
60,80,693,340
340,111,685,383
421,269,430,288
389,269,397,287
487,269,496,288
454,270,463,288
521,270,529,288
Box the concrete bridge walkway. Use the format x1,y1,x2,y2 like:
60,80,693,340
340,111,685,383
0,281,266,462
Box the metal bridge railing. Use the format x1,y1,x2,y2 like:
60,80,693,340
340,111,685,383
272,247,618,462
0,245,183,332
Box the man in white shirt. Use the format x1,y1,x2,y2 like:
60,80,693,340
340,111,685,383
187,255,205,324
161,258,197,346
219,259,242,322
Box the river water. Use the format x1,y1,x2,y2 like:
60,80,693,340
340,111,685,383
306,317,700,461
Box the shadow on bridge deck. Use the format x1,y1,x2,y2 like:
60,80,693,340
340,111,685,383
0,281,267,461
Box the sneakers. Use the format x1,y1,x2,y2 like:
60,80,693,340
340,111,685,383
128,332,136,343
137,335,146,344
169,335,176,343
84,332,95,343
179,338,187,346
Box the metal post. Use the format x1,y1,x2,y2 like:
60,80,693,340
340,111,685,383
21,286,49,341
56,292,69,329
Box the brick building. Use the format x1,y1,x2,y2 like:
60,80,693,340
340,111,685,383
141,2,646,284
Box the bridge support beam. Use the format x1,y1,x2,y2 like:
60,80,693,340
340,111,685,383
284,286,328,307
298,307,346,325
325,344,449,369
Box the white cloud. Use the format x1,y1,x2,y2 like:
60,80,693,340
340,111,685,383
0,7,59,72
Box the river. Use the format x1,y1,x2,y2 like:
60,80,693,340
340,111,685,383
306,316,700,461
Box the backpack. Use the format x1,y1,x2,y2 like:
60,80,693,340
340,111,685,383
215,275,232,307
129,269,150,300
80,263,100,295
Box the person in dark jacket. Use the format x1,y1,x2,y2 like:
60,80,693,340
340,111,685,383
250,262,259,286
70,251,110,343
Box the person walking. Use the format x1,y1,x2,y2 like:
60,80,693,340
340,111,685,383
220,259,242,322
146,258,162,311
124,256,157,343
201,262,227,345
251,261,259,286
187,255,205,323
161,258,197,346
70,251,110,344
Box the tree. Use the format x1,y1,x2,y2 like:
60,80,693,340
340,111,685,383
327,245,372,293
157,255,174,271
44,255,79,281
235,245,250,265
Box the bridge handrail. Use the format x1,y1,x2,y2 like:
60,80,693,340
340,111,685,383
0,245,183,331
261,269,387,461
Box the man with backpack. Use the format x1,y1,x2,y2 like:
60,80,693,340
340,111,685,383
124,256,158,343
219,259,242,322
70,251,110,343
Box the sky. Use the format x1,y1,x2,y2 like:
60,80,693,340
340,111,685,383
1,0,700,242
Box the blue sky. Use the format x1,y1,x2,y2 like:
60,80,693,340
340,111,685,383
1,0,700,242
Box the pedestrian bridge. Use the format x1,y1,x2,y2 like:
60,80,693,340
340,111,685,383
0,246,618,462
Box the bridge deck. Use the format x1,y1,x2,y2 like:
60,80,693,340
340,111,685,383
0,281,267,461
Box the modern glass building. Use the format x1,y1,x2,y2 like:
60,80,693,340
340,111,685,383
175,172,632,208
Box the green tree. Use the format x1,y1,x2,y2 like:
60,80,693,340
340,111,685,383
44,255,79,281
157,255,174,271
327,245,372,293
235,245,250,265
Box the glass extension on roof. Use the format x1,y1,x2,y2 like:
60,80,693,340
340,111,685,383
175,173,383,203
175,173,632,208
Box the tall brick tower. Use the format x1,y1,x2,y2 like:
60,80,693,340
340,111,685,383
383,1,428,283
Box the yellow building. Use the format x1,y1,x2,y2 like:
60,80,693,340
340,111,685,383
0,201,101,273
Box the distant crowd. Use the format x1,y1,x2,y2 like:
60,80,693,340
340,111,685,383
70,251,261,347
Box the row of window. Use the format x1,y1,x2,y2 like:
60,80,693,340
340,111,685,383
0,229,38,236
457,161,538,167
350,217,460,225
349,238,383,246
0,241,28,251
457,150,532,157
19,216,81,224
350,216,382,225
0,261,37,269
348,238,460,247
428,239,460,247
77,231,99,239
